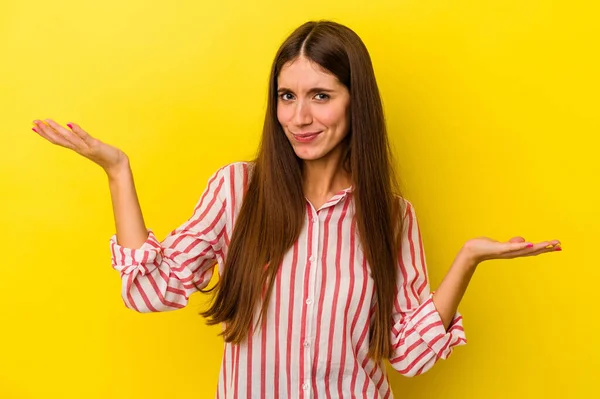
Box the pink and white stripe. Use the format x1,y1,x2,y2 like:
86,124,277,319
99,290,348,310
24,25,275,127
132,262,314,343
110,161,467,398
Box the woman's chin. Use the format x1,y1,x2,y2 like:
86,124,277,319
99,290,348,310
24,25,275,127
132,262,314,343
293,148,323,161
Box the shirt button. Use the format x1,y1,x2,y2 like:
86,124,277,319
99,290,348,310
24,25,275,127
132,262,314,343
305,298,312,305
312,217,317,223
303,340,310,347
302,383,309,390
309,256,315,262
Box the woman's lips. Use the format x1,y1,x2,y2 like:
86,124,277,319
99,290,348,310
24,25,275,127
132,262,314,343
292,131,322,143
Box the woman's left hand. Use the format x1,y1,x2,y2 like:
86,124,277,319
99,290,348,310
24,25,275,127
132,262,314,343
460,236,562,265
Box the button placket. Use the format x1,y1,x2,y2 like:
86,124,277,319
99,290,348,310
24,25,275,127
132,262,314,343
303,207,319,397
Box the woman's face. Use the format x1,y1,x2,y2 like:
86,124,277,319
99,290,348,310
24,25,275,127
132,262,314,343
276,56,350,162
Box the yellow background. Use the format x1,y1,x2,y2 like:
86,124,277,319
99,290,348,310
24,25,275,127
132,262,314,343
1,0,598,398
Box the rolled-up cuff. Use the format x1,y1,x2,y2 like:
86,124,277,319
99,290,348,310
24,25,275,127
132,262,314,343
109,229,163,276
405,293,467,359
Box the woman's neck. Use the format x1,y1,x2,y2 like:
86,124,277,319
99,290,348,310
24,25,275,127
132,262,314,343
301,150,352,200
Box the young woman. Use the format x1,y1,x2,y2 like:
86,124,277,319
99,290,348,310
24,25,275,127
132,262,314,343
32,20,561,399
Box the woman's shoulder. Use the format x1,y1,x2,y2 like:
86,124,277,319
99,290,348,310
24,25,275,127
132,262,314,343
208,160,256,181
393,194,414,220
208,160,256,200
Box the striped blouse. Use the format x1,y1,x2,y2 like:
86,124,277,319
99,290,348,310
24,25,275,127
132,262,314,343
109,161,467,398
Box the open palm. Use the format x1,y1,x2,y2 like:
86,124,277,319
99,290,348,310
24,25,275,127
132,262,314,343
462,236,561,264
32,119,127,174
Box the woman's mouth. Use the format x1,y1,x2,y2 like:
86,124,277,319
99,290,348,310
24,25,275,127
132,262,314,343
292,131,322,143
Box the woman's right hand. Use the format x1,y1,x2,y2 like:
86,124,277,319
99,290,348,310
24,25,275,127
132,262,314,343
32,119,129,177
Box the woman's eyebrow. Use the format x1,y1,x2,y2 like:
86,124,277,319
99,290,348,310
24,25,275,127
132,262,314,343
277,87,336,94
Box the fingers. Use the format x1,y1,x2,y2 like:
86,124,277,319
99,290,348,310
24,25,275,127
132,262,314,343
529,240,561,251
524,245,561,257
44,119,89,150
507,238,560,251
64,122,93,145
505,241,534,252
33,120,77,150
501,239,562,259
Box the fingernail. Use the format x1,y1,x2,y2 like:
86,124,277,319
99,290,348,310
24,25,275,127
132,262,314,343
555,247,562,251
32,127,38,133
67,123,73,129
526,243,534,248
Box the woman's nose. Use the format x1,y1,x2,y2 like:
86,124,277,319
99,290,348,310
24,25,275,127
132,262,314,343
292,101,313,126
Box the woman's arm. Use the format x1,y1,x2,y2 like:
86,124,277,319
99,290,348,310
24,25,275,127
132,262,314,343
431,251,477,331
432,237,561,330
107,159,150,249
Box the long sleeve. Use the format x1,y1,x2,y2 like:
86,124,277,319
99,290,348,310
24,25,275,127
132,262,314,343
388,200,467,377
109,166,228,313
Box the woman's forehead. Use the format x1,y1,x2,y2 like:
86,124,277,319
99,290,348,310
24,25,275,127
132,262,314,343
277,58,340,90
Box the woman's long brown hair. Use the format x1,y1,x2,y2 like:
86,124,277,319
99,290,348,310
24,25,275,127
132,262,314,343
200,20,403,363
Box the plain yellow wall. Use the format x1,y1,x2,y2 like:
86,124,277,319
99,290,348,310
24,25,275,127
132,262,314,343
1,0,598,398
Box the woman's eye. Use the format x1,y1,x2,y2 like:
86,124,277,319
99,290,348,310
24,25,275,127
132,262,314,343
315,93,330,100
280,93,294,101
